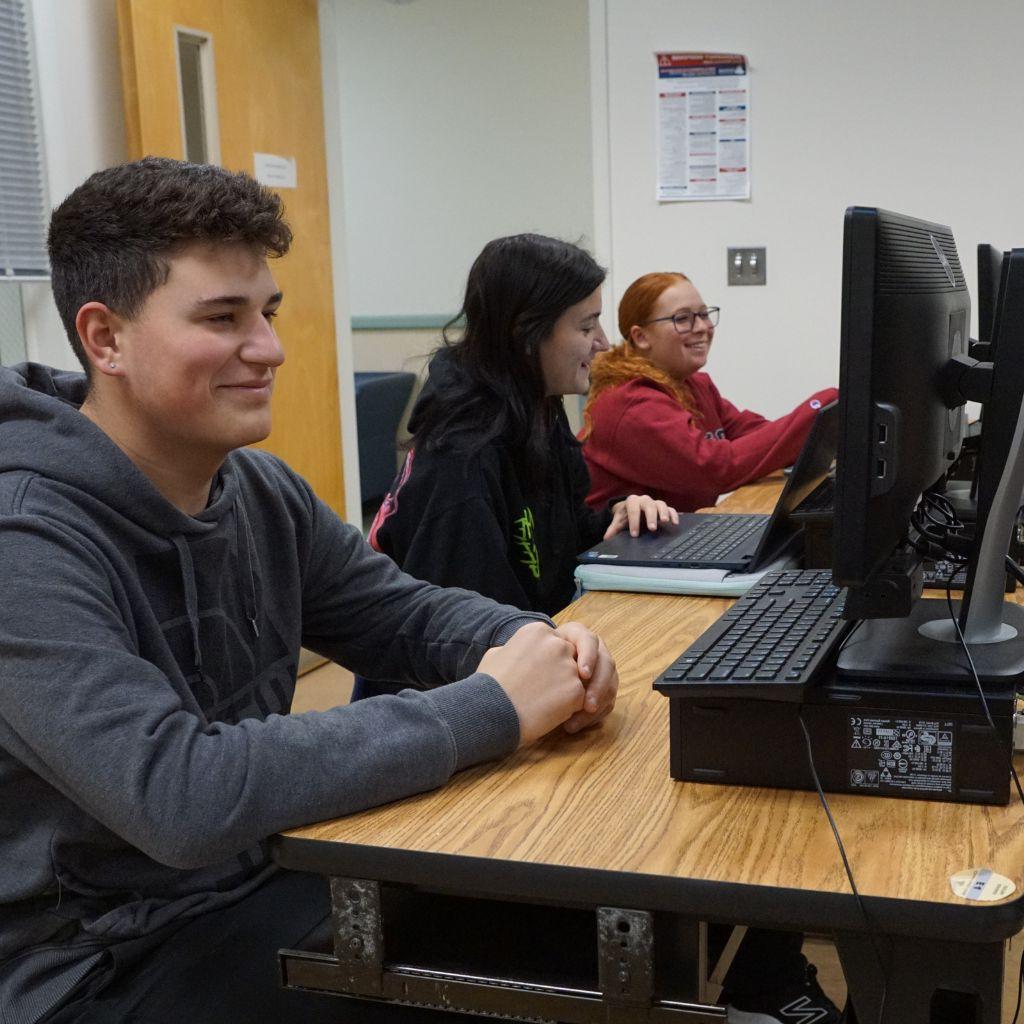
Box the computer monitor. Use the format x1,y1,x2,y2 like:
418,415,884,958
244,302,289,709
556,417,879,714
832,207,968,616
976,243,1006,353
944,244,1005,516
833,208,1024,685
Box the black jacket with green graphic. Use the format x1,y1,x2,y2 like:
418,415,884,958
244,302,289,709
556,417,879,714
369,360,612,617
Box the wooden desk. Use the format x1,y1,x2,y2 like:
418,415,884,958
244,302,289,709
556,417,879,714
274,476,1024,1023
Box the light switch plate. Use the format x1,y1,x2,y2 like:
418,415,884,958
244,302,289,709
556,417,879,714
728,247,766,286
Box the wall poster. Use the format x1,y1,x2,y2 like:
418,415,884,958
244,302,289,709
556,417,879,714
655,52,750,202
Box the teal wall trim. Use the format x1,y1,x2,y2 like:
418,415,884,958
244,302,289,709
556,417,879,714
351,314,458,331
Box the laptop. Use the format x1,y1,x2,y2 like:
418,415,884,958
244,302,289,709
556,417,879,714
578,400,838,572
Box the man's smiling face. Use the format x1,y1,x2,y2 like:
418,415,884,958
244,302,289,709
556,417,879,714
108,241,285,461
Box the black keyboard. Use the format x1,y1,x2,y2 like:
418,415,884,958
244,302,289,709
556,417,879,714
648,514,765,563
653,570,851,702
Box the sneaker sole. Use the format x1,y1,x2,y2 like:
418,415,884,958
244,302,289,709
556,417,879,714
727,1005,834,1024
727,1009,785,1024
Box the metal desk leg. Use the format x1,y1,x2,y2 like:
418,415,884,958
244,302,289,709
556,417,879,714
597,908,655,1022
329,877,384,997
836,932,1003,1024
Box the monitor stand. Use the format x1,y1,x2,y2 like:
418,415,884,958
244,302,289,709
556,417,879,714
836,599,1024,687
840,357,1024,686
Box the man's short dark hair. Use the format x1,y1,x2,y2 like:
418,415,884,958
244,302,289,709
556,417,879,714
48,157,293,374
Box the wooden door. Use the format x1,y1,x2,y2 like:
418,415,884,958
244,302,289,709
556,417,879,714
117,0,346,515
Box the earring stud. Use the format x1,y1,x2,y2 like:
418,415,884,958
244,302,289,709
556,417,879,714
108,362,117,369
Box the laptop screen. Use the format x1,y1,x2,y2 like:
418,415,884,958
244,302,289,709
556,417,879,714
751,400,839,562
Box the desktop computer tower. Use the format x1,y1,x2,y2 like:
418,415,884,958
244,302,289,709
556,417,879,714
667,673,1015,805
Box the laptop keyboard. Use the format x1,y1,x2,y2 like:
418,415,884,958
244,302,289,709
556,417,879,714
648,514,766,563
653,570,851,701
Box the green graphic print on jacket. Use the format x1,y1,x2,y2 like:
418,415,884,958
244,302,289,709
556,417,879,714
513,506,541,580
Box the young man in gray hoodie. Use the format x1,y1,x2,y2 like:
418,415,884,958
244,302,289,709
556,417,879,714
0,158,618,1024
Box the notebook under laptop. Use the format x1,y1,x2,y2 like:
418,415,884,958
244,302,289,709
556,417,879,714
578,400,839,572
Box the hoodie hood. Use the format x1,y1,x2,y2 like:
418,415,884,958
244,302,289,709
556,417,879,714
581,343,699,437
0,362,240,538
0,362,262,675
406,346,460,437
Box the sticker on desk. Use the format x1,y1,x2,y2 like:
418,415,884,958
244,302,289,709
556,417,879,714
847,716,954,796
950,868,1016,902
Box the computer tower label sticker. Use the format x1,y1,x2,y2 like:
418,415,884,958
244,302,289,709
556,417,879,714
949,868,1015,902
847,716,954,796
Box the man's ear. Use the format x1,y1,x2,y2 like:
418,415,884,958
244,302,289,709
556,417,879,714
75,303,125,378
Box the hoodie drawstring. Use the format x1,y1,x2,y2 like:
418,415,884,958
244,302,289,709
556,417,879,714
171,535,204,680
170,498,262,680
235,500,262,639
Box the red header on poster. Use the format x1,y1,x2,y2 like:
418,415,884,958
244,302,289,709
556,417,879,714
656,52,747,79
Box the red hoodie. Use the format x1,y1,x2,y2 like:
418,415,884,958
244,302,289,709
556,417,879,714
582,348,837,512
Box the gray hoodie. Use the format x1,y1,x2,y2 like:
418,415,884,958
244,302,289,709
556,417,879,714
0,364,539,1022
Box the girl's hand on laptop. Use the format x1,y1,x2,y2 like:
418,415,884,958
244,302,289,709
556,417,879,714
551,621,618,733
605,494,678,540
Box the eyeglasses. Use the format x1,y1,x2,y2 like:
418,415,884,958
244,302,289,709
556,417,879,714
642,306,720,334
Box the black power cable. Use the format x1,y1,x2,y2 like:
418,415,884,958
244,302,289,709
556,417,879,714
797,710,887,1024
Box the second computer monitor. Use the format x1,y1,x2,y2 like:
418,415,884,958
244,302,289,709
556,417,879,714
977,243,1006,352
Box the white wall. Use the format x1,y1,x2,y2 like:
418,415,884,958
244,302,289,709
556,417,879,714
23,0,127,369
318,0,362,525
332,0,594,319
592,0,1024,416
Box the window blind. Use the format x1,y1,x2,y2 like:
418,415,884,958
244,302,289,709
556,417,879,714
0,0,49,280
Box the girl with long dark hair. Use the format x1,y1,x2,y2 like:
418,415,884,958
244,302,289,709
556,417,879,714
366,234,676,618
